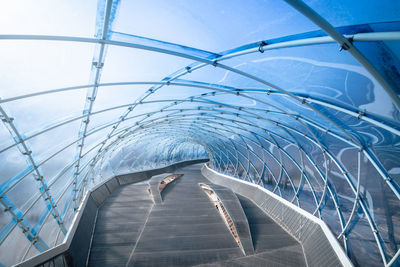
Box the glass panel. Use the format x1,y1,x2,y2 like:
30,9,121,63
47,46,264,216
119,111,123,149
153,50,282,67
24,198,48,235
0,122,14,153
347,216,382,267
0,0,97,36
24,245,41,264
354,40,400,98
82,126,112,156
40,145,76,185
0,146,29,185
49,167,75,205
0,226,32,266
93,84,149,112
27,120,80,163
0,41,94,98
362,153,400,259
4,90,86,136
114,0,318,51
222,43,399,120
7,174,39,215
100,45,192,83
303,0,400,27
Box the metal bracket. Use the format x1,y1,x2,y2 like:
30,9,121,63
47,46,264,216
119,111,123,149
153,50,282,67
1,117,14,123
258,41,267,53
92,61,104,68
340,37,353,51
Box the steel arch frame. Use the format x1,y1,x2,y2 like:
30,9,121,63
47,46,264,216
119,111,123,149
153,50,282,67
0,1,399,264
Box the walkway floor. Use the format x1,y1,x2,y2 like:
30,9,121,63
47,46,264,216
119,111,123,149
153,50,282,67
88,164,307,266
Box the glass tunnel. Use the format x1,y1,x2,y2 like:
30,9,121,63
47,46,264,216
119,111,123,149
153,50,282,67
0,0,399,266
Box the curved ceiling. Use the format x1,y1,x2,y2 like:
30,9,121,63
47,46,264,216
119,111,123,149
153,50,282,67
0,0,400,266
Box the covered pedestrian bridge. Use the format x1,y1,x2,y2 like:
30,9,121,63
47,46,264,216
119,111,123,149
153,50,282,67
0,0,400,266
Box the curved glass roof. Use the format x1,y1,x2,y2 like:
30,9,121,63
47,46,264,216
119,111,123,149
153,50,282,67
0,0,400,266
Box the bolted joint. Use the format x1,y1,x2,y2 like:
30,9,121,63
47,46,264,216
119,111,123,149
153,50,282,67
384,176,392,182
1,117,14,123
92,61,104,68
340,42,350,51
258,41,267,53
23,150,32,156
185,66,192,73
340,37,353,51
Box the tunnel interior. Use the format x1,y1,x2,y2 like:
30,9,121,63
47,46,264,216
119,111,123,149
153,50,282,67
0,1,400,266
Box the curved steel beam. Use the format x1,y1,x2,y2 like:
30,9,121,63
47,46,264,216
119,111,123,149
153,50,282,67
72,0,115,211
0,31,363,150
